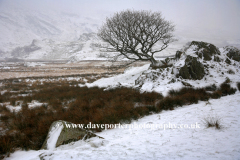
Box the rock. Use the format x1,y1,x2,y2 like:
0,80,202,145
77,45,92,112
150,58,174,69
224,46,240,62
204,84,217,91
168,78,176,84
175,41,220,61
181,81,193,87
135,70,161,86
41,120,102,150
225,58,231,64
179,56,205,80
192,41,220,60
178,65,191,79
175,51,183,60
214,55,221,62
182,41,220,61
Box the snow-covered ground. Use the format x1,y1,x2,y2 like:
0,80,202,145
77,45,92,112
85,46,240,96
6,92,240,160
4,44,240,159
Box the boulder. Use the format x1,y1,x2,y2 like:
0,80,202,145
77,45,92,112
214,55,221,62
178,56,205,80
175,51,183,60
174,41,220,61
224,46,240,62
41,120,102,150
135,70,161,86
225,58,231,64
190,41,220,60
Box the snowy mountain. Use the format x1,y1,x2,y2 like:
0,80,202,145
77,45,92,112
0,1,239,61
0,2,106,61
0,4,178,62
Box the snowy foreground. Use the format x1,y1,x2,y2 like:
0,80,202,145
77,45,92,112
6,92,240,160
5,46,240,159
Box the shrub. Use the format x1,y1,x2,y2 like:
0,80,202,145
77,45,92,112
210,90,222,99
237,82,240,91
220,83,236,96
0,135,15,156
203,116,222,130
141,92,163,104
10,98,16,106
0,94,3,103
156,97,175,111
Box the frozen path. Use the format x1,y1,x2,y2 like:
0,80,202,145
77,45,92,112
6,92,240,160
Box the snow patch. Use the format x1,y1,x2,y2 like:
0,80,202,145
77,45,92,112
47,122,64,150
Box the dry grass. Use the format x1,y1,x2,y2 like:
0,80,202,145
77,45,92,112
156,82,237,112
0,65,238,158
203,116,222,130
0,84,163,156
0,61,148,80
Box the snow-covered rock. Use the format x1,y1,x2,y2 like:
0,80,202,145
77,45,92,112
223,46,240,62
178,55,205,80
85,41,240,96
41,120,102,150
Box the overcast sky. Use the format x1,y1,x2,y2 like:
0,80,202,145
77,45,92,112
1,0,240,47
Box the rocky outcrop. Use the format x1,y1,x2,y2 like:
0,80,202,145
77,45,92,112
178,56,205,80
189,41,220,61
214,55,221,62
41,120,102,150
176,41,220,61
175,51,183,60
135,41,239,89
224,46,240,62
225,58,231,64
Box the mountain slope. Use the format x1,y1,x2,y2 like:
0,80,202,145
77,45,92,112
0,2,104,60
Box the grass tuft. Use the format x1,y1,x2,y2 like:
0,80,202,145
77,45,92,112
203,116,222,130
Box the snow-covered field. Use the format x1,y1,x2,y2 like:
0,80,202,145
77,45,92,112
5,92,240,160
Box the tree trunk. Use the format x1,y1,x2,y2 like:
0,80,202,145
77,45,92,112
150,58,159,67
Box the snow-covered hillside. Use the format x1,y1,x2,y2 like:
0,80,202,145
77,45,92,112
5,86,240,160
0,2,101,49
0,1,106,61
85,42,240,96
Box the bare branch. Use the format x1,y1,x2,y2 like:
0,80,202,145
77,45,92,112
98,9,176,66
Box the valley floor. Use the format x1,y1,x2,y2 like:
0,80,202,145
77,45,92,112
0,61,148,80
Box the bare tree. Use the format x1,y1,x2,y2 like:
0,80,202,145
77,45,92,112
98,10,176,67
